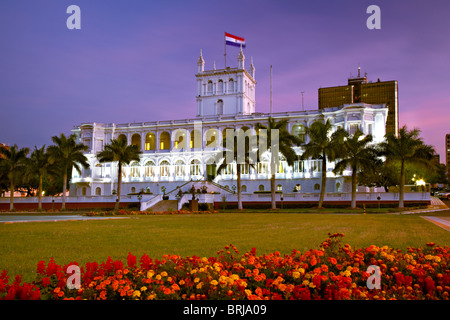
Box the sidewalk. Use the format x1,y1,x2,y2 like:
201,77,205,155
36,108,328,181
399,197,449,215
421,216,450,232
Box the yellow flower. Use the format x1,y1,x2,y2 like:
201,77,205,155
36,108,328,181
167,277,172,282
434,256,441,263
292,271,300,279
160,271,168,277
196,282,203,289
132,290,141,298
147,271,154,279
155,275,162,280
140,286,148,292
302,280,310,286
194,277,200,283
245,289,252,296
210,280,218,286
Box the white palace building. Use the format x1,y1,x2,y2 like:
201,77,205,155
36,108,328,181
69,48,389,206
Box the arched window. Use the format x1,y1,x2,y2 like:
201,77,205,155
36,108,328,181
291,124,306,143
228,79,234,93
131,187,136,193
117,134,127,144
218,80,223,93
145,161,155,177
82,187,87,196
159,160,170,177
314,183,321,191
295,184,301,192
258,184,265,191
207,81,213,94
130,161,140,178
190,130,202,149
336,182,342,192
95,187,101,196
205,129,218,148
145,133,156,151
241,185,247,193
277,184,283,192
160,132,171,150
216,99,223,115
174,129,186,149
190,159,202,176
131,134,141,150
175,160,185,177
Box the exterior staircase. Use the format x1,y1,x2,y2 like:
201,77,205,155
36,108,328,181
147,200,178,212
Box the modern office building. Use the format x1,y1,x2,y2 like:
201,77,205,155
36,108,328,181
318,68,398,136
69,49,388,197
446,134,450,183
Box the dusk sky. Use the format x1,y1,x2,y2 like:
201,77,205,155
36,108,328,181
1,0,449,160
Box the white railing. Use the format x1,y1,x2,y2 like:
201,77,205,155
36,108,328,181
140,194,163,211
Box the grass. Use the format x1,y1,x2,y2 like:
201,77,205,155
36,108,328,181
0,212,449,283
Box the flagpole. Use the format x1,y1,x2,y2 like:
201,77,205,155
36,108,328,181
270,65,273,114
224,32,227,68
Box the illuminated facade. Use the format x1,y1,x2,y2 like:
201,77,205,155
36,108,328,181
69,50,388,197
318,68,398,136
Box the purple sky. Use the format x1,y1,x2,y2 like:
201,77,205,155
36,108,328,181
1,0,449,161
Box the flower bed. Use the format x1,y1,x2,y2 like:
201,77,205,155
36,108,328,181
84,209,218,217
0,234,448,300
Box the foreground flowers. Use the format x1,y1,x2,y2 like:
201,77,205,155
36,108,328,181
0,234,448,300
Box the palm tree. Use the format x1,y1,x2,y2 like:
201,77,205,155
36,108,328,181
47,134,89,210
26,145,54,211
215,129,256,210
379,125,435,208
256,117,303,209
97,137,141,211
333,129,381,209
0,145,30,211
302,119,347,209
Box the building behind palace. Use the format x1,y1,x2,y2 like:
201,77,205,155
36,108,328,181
69,48,388,197
318,67,398,136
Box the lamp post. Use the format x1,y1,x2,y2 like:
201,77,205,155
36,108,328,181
137,193,142,210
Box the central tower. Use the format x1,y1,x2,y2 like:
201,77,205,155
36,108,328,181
195,47,256,117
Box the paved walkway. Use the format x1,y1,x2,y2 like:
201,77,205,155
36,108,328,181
421,216,450,232
0,215,128,224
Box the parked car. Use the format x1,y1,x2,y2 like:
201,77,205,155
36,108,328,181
436,189,450,200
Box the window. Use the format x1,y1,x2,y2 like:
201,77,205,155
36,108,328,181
160,132,171,150
216,100,223,115
117,134,127,144
131,187,136,193
159,160,170,177
175,160,185,177
258,185,265,191
95,187,101,196
293,160,305,173
228,79,234,93
145,133,156,151
131,134,141,150
207,81,213,94
205,129,218,148
314,184,321,191
257,162,269,174
312,160,322,173
348,124,359,135
295,184,301,192
291,124,306,143
130,161,140,178
218,80,223,93
145,161,155,177
190,159,201,176
190,130,202,149
82,187,87,196
336,182,342,192
277,184,283,191
241,185,247,193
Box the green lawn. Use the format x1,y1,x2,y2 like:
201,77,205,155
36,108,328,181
0,212,449,283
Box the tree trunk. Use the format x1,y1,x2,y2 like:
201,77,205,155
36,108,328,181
351,167,357,209
399,161,405,208
38,175,43,211
9,182,14,211
237,164,243,210
115,162,122,211
62,170,67,211
318,155,327,209
270,157,276,209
